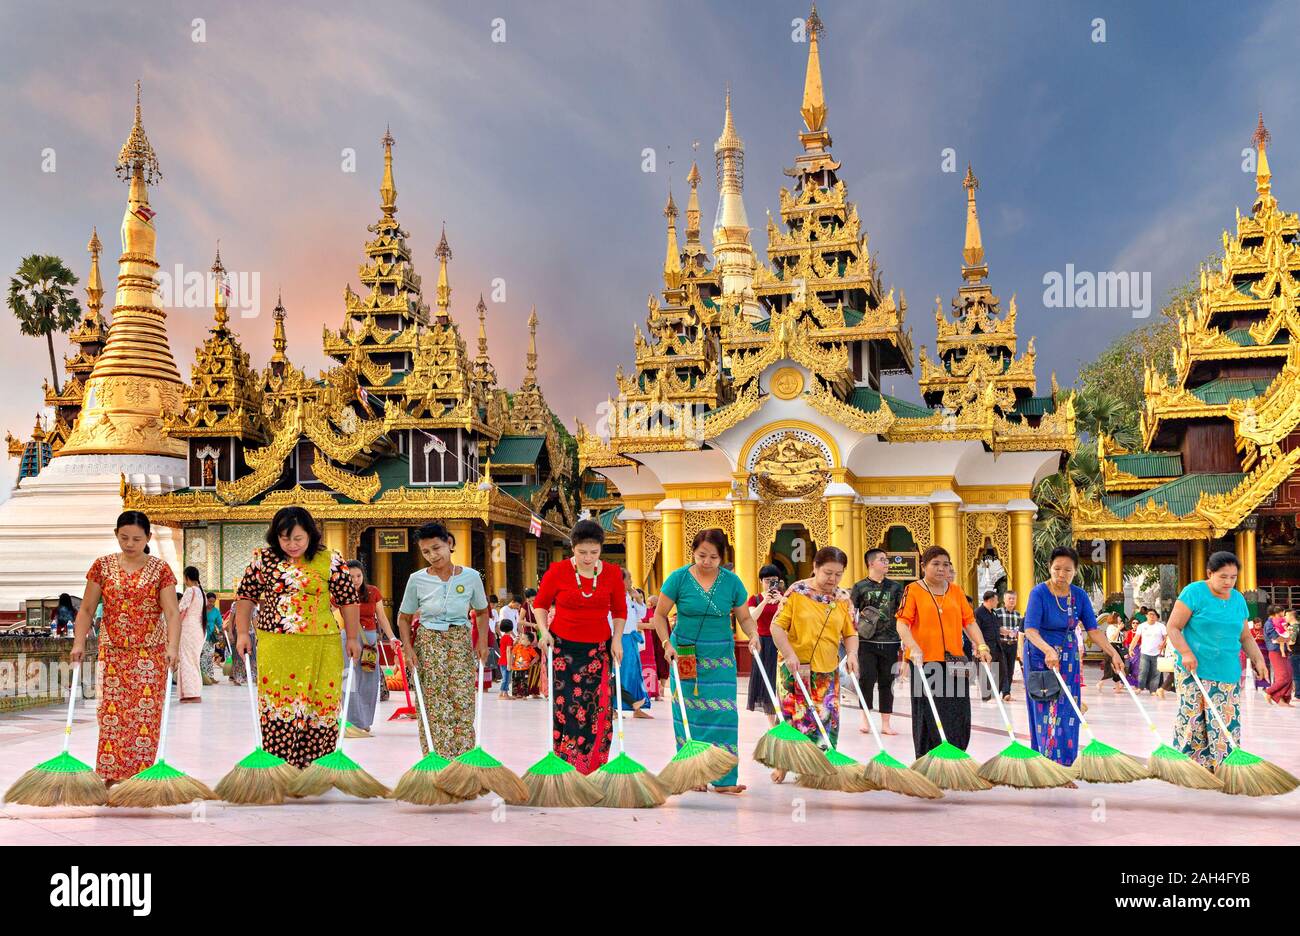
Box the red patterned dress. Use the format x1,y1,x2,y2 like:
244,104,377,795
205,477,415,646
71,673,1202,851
89,555,176,782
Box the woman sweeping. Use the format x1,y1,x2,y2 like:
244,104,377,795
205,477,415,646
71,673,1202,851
1022,547,1124,765
895,546,990,760
233,506,362,769
650,528,761,794
533,519,627,774
617,568,652,717
397,522,489,758
69,511,181,785
343,560,397,736
176,566,206,702
768,547,858,782
1165,551,1269,772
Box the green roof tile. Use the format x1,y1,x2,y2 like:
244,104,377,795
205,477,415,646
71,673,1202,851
1013,396,1056,417
1106,473,1245,518
491,435,545,465
598,505,624,532
1189,377,1272,405
847,386,932,419
1109,451,1183,478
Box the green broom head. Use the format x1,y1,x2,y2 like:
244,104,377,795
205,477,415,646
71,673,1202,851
870,750,908,771
1147,744,1223,790
234,747,290,770
598,751,651,776
309,749,363,772
1218,748,1300,797
978,740,1075,789
524,752,604,807
4,752,108,806
825,748,860,769
107,761,218,807
796,748,875,792
861,752,944,799
927,741,976,762
658,739,738,794
390,751,468,806
407,750,453,773
215,748,296,805
754,722,835,775
913,742,992,792
456,746,504,768
526,750,577,776
670,739,718,763
1071,739,1150,784
593,753,668,808
288,749,390,799
435,746,530,804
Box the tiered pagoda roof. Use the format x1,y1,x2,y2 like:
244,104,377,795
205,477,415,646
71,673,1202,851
42,229,110,453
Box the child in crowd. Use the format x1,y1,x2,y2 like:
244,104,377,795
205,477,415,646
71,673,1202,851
510,630,542,699
498,621,515,697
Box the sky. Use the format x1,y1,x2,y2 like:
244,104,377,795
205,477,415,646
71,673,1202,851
2,0,1296,482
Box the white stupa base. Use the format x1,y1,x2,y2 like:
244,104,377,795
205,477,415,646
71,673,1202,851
0,454,188,611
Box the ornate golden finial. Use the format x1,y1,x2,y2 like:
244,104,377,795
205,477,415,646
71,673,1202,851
270,290,288,364
664,187,682,287
961,163,987,282
801,4,827,133
524,305,539,387
684,161,703,250
211,244,229,328
85,227,104,317
434,223,452,320
476,294,489,357
379,125,397,218
1253,112,1273,205
116,80,161,184
717,86,743,153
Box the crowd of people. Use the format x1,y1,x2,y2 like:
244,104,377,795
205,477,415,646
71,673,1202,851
66,508,1293,791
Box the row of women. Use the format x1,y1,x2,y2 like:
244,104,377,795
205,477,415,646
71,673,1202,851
71,508,1267,789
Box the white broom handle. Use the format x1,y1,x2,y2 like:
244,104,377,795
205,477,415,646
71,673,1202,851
243,652,262,748
336,659,357,748
752,646,786,721
60,663,82,754
1189,670,1237,750
790,666,833,749
474,659,484,746
1116,665,1163,739
978,661,1018,742
670,657,693,742
839,657,888,754
155,668,174,764
613,650,626,754
408,650,435,753
913,658,949,744
1051,665,1096,743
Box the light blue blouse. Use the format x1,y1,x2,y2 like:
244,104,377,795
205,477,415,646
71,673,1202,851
399,566,488,631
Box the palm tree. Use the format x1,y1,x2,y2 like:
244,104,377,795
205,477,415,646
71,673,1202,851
8,255,82,396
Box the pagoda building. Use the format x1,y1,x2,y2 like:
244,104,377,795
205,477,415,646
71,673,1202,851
0,84,188,609
578,6,1074,611
123,129,575,608
1072,115,1300,605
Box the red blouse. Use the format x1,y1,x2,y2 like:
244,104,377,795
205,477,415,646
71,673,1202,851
534,559,628,643
87,555,176,649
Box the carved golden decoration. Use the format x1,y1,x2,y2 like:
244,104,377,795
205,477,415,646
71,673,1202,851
750,432,831,499
964,511,1010,574
863,504,932,553
310,454,381,504
682,509,736,557
770,366,805,400
756,498,830,561
1196,447,1300,536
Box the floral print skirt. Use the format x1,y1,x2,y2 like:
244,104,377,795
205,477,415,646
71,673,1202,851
779,664,839,749
1173,665,1240,771
412,626,477,760
257,632,345,769
551,635,613,775
96,646,167,782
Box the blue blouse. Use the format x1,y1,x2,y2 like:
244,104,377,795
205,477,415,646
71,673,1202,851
1024,583,1098,638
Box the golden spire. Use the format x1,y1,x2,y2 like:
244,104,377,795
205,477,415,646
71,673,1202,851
961,164,987,282
684,161,703,250
84,227,104,318
270,291,288,365
1252,112,1273,214
476,294,490,359
58,82,185,459
434,223,452,321
663,187,682,288
801,4,827,133
211,243,229,329
379,125,397,219
524,305,539,387
714,88,756,303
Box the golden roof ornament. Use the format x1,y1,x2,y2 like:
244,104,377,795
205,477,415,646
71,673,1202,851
379,125,398,219
961,164,987,282
211,244,229,329
270,291,288,365
801,4,827,133
85,227,104,316
524,305,539,388
663,187,683,288
116,80,161,184
434,223,452,321
1252,112,1274,216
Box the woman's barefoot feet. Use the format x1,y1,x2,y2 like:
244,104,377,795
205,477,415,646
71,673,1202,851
711,784,747,795
770,769,787,784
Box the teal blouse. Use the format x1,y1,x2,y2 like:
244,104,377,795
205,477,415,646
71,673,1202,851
661,565,748,637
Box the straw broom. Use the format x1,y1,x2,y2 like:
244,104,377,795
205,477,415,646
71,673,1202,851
214,651,300,804
749,649,834,778
389,654,472,806
1189,671,1298,797
286,659,390,799
1116,670,1221,790
838,657,943,799
657,657,739,794
1049,667,1148,784
909,660,991,792
789,667,876,793
108,668,217,807
592,650,668,808
5,664,107,807
524,646,604,807
432,660,529,804
976,662,1074,789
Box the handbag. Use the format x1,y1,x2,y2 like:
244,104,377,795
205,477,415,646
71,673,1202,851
856,604,882,642
1156,654,1175,674
1026,669,1061,700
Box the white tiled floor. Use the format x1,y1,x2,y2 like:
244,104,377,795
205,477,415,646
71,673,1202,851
3,670,1298,845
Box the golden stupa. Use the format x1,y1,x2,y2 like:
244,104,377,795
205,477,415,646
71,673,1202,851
56,81,185,459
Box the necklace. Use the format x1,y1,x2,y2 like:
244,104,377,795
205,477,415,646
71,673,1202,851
573,558,601,598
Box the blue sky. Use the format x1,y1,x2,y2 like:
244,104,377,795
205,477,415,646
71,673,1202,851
1,0,1294,465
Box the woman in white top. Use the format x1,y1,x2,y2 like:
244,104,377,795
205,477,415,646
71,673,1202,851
1099,612,1127,692
618,567,652,717
177,565,207,702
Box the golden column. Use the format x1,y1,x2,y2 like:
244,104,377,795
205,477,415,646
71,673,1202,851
623,509,646,590
323,521,348,558
732,497,758,596
1189,537,1207,581
489,527,508,598
551,545,564,564
658,499,684,575
851,501,865,582
1245,527,1258,592
523,537,539,591
1007,500,1037,614
1234,527,1257,592
1105,539,1124,600
826,485,856,576
448,519,472,569
1177,541,1190,591
372,536,393,615
928,490,962,570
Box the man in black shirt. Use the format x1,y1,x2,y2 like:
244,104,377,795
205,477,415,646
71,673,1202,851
974,590,1002,701
994,590,1023,701
850,548,905,735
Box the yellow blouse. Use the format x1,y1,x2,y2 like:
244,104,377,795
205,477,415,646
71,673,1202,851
772,585,856,673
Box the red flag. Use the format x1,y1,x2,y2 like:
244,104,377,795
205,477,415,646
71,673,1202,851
133,205,156,223
529,514,542,537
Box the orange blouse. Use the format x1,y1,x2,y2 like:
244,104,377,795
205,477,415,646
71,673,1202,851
896,580,974,663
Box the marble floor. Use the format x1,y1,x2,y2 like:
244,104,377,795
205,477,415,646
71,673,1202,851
2,668,1297,846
